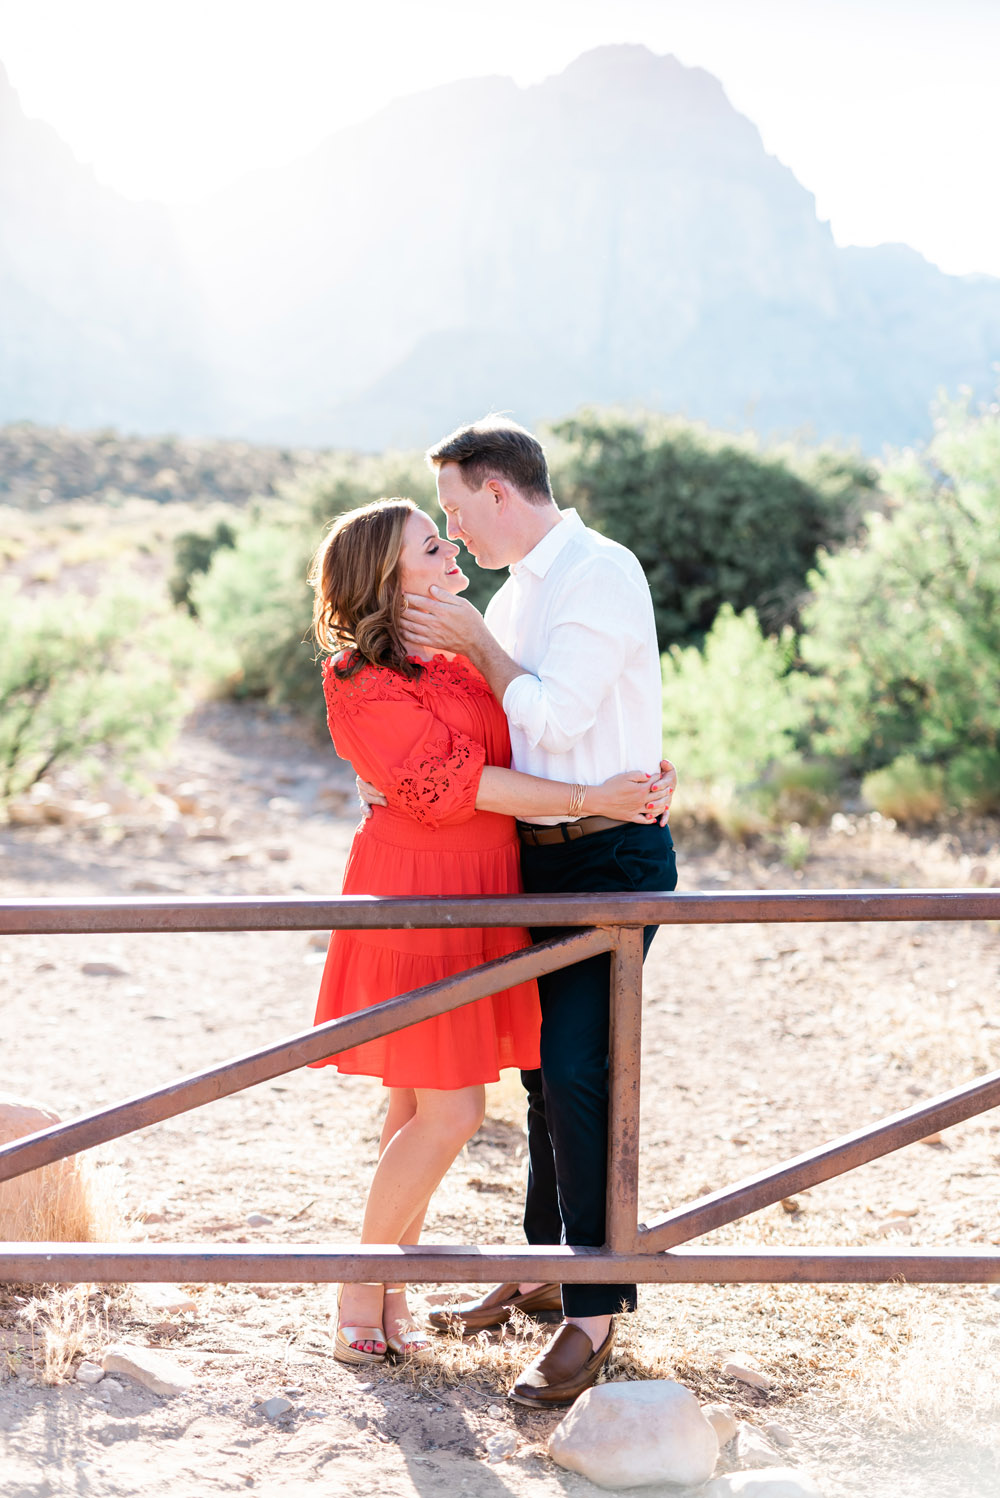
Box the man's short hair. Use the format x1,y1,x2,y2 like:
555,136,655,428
426,417,553,505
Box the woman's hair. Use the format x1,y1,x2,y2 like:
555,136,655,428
308,497,421,679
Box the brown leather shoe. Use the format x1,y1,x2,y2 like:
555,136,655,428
508,1321,615,1407
427,1281,562,1334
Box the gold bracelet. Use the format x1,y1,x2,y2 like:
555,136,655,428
567,783,587,817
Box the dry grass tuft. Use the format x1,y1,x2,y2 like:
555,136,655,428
0,1152,125,1246
15,1285,116,1385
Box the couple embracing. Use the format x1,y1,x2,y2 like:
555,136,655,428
309,417,677,1407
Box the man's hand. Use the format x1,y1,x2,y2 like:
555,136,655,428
356,774,387,821
401,588,490,657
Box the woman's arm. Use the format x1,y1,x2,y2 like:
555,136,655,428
475,765,672,824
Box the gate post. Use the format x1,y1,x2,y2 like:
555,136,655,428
605,926,645,1254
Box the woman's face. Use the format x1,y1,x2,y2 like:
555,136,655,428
396,509,467,598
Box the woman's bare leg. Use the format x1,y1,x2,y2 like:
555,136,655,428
339,1084,485,1349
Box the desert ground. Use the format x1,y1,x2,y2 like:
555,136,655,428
1,700,999,1498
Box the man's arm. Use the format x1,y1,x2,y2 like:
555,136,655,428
401,588,528,705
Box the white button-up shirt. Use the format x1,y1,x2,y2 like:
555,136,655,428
485,509,663,825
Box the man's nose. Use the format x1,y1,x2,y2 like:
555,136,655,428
445,517,463,541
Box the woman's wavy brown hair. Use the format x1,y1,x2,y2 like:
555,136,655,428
308,497,422,680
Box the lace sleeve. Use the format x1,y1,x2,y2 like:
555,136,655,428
322,660,487,829
388,727,486,828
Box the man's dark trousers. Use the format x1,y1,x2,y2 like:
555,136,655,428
519,819,677,1318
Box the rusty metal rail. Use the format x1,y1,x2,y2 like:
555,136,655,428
2,889,1000,1287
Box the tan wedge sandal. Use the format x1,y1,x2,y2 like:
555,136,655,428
383,1286,432,1362
334,1284,387,1367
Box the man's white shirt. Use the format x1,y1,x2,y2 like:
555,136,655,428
484,508,663,826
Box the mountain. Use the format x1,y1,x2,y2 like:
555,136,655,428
0,63,215,431
2,47,999,451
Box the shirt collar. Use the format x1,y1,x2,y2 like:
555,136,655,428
510,508,583,579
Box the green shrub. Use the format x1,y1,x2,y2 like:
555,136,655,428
0,585,201,801
861,756,946,825
169,519,238,612
551,409,876,649
803,394,1000,800
944,748,1000,816
661,605,811,834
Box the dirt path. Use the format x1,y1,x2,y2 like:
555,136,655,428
2,703,1000,1498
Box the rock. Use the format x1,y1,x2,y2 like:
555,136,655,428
702,1403,738,1446
888,1202,919,1218
80,961,127,977
548,1380,718,1489
763,1421,795,1449
102,1378,124,1395
75,1361,105,1385
101,1342,193,1397
873,1216,912,1237
484,1430,518,1462
262,1396,294,1421
737,1422,781,1466
722,1355,774,1391
487,1403,505,1418
0,1094,96,1243
169,784,202,816
920,1132,944,1146
136,1286,197,1316
704,1467,824,1497
779,1197,802,1213
265,846,292,862
246,1212,273,1227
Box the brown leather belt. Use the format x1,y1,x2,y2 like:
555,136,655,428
516,815,626,846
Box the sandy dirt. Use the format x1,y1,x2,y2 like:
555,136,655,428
2,701,1000,1498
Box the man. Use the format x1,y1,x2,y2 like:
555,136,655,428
399,417,677,1406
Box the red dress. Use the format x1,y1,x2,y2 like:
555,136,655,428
312,652,541,1089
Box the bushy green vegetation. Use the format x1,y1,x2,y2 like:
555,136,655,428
0,586,209,800
551,409,877,649
802,397,1000,814
665,394,1000,828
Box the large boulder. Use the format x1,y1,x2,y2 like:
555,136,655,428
0,1094,98,1243
548,1379,718,1489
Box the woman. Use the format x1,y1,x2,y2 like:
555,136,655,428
308,497,668,1366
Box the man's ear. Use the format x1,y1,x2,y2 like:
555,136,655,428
487,478,507,509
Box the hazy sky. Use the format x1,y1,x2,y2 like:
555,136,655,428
2,0,998,277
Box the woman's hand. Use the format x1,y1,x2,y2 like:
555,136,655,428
590,765,674,824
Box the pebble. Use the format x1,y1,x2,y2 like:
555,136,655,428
75,1361,105,1385
723,1355,774,1391
764,1421,795,1449
102,1379,124,1395
262,1396,294,1421
137,1286,197,1315
265,846,292,862
920,1132,944,1145
780,1197,802,1213
80,961,127,977
101,1342,193,1397
704,1467,825,1497
487,1403,505,1418
246,1212,273,1228
737,1422,781,1467
702,1402,738,1446
484,1430,518,1462
873,1216,912,1236
888,1202,919,1217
